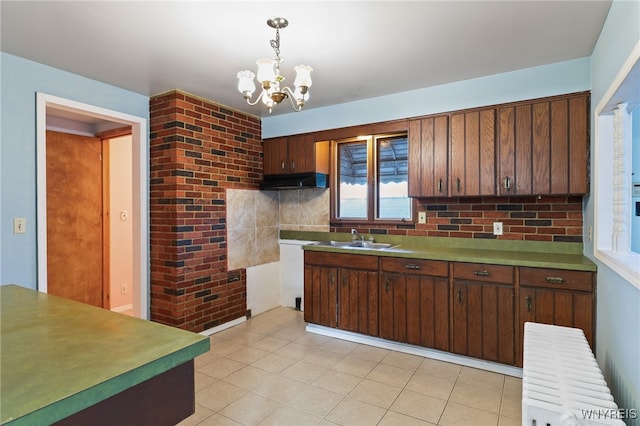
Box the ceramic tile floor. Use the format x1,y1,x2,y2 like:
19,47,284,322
179,307,522,426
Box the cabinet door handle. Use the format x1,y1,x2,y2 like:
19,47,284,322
525,296,532,312
546,276,565,284
438,178,443,193
473,270,490,277
342,274,347,286
456,177,461,192
456,289,462,304
384,279,390,292
330,274,335,286
503,176,511,190
405,264,421,270
281,161,286,170
290,161,295,170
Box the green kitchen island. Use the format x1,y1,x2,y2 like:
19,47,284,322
0,285,210,425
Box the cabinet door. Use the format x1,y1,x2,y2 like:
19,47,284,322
450,109,496,196
303,264,337,328
263,137,289,175
380,272,449,350
408,116,449,197
380,272,404,341
287,135,311,174
519,287,594,355
338,267,379,336
409,275,449,351
498,93,589,195
452,280,515,365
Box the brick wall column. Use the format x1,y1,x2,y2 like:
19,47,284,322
149,90,262,332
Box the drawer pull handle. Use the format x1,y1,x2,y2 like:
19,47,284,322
473,270,490,277
456,289,463,304
405,264,422,270
546,276,565,284
525,296,532,312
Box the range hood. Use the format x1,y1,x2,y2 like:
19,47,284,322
260,173,328,190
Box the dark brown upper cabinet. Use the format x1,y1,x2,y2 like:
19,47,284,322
408,116,449,197
450,108,496,196
263,134,329,176
497,92,589,195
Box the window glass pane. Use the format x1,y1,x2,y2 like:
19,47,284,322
338,141,368,218
377,135,410,219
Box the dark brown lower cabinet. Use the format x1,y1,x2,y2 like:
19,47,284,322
304,252,595,369
304,256,337,328
338,259,379,336
304,251,379,336
451,263,516,365
517,267,595,366
379,258,449,351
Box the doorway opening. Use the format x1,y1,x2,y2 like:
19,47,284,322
36,93,149,319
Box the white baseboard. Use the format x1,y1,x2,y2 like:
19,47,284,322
306,323,523,378
110,304,133,313
199,316,247,337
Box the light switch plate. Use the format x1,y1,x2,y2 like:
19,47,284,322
13,218,26,234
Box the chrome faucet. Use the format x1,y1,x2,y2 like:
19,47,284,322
351,228,364,242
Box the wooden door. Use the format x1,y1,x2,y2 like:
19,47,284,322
338,268,379,336
408,116,448,197
303,263,337,327
46,130,105,307
263,137,288,175
287,135,311,174
409,275,449,351
519,287,594,351
452,280,515,365
498,93,589,195
450,109,495,196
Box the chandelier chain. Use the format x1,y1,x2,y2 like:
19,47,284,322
270,27,281,58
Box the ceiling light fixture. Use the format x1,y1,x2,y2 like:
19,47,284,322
237,17,313,114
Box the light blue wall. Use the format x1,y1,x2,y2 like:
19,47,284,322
587,0,640,422
262,57,590,138
0,52,149,289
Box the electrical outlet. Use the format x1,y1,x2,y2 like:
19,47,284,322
121,283,128,294
418,211,426,224
493,222,503,236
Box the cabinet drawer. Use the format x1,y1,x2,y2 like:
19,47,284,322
304,251,379,270
453,262,514,284
519,267,593,292
380,257,448,277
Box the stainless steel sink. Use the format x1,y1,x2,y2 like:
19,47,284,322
314,241,398,250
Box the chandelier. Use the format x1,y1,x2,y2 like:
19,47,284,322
237,17,313,114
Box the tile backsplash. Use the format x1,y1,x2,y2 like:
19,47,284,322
227,188,330,270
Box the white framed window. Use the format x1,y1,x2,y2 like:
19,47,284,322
594,41,640,289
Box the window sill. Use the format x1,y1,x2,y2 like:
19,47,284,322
594,249,640,290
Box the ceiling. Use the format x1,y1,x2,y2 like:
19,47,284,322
1,1,612,118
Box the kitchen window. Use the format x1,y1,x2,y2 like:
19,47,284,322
331,132,412,223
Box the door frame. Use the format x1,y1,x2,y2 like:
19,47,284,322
36,93,149,319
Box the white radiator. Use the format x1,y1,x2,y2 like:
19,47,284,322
522,322,626,426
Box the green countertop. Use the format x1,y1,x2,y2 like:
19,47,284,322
282,231,596,272
0,285,210,425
